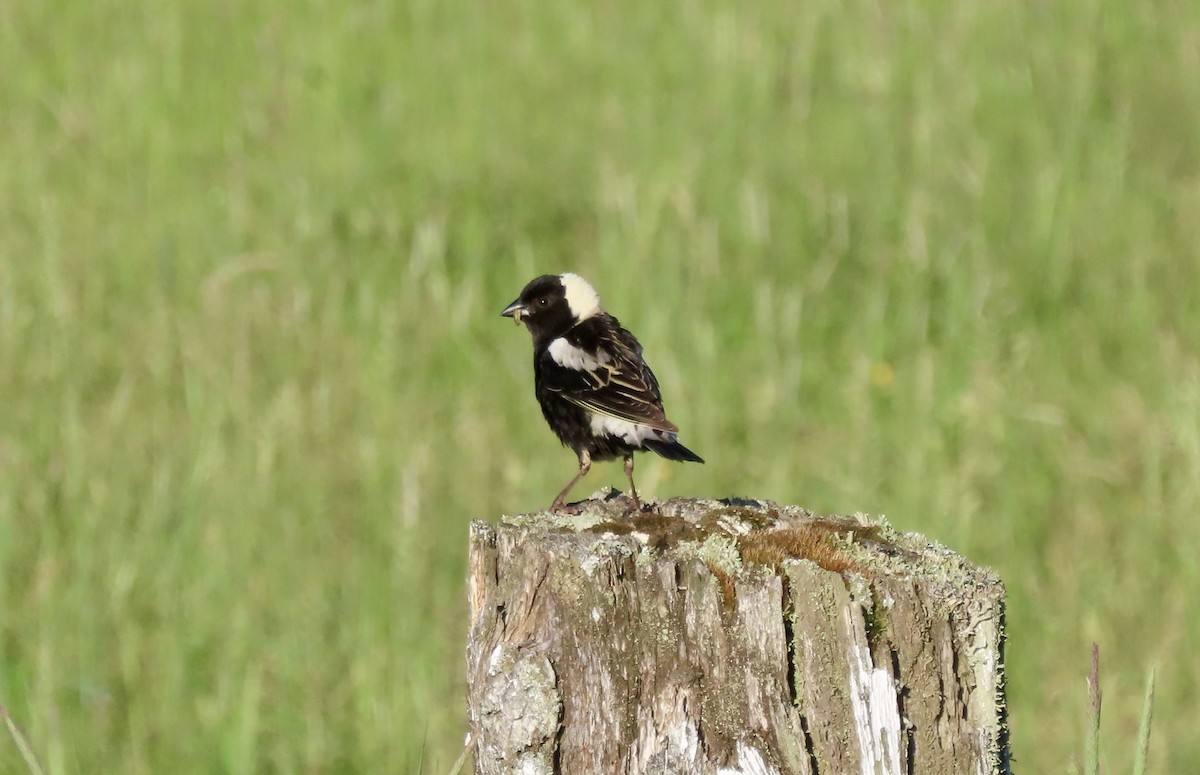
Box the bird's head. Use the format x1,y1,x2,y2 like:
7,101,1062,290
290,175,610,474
501,273,601,343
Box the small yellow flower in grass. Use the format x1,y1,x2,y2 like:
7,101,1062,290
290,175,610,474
869,361,895,390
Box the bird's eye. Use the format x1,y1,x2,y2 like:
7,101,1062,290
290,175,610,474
538,297,549,307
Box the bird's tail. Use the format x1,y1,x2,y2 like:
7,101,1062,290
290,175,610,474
645,438,705,463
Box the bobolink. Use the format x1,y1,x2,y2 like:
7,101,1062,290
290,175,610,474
501,273,704,512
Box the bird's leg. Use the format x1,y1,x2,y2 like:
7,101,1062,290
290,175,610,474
551,450,592,512
623,454,641,511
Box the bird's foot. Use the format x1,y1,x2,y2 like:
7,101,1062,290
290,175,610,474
550,499,584,515
619,492,648,516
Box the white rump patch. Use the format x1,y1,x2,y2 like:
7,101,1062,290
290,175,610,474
589,413,665,446
548,337,609,371
559,272,601,321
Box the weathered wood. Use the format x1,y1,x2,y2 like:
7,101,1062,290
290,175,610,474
466,490,1010,775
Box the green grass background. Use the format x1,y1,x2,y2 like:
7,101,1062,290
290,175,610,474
2,0,1198,772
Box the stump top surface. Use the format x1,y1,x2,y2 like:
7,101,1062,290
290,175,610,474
481,488,1001,596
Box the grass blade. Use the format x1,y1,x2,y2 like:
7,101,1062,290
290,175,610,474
446,737,471,775
1085,643,1101,775
1,707,48,775
1132,665,1157,775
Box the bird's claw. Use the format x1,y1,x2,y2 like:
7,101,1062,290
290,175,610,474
621,493,647,516
550,500,584,515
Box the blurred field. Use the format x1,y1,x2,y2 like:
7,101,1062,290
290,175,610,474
2,0,1198,772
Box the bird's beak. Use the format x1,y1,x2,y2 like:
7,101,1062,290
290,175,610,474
500,299,525,324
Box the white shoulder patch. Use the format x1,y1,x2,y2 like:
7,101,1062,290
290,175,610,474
548,337,608,371
559,273,601,321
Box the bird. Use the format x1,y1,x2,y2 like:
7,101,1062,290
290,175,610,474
501,273,704,512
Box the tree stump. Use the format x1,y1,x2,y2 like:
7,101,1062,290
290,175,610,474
466,490,1010,775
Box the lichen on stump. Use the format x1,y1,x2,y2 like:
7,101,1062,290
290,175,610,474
466,489,1010,775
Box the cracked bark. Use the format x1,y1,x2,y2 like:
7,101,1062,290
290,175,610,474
466,491,1010,775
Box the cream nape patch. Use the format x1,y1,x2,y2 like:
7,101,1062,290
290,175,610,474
559,272,602,321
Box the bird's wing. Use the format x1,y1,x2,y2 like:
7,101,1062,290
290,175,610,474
539,323,678,433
